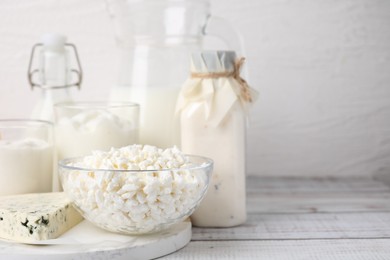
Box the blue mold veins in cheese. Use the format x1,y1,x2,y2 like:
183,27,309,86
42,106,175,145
0,192,83,243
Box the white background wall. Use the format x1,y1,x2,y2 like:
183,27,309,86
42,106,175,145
0,0,389,177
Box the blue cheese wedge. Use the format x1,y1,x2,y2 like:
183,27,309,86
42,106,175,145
0,192,83,243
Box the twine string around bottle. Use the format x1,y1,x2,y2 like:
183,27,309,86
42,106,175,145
190,57,253,103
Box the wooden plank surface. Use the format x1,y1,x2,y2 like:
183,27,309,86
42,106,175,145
248,192,390,213
163,176,390,259
247,176,390,213
192,212,390,240
246,176,390,194
162,239,390,260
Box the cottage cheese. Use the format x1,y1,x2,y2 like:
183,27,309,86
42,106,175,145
60,145,209,234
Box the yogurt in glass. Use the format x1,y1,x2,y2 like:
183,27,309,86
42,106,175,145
0,120,54,196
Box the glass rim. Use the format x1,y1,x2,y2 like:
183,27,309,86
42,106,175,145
120,0,210,7
59,154,213,173
0,118,53,126
54,101,140,109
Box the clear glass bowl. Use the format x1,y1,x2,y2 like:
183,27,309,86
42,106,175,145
58,155,213,235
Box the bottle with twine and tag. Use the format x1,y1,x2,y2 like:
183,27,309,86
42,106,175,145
176,51,257,227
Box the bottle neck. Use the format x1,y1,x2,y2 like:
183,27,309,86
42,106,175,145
39,48,69,88
41,86,71,97
32,86,73,121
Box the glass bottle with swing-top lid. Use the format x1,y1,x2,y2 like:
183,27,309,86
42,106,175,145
28,33,83,121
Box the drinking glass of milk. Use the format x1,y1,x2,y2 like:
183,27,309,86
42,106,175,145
53,101,139,190
0,119,54,196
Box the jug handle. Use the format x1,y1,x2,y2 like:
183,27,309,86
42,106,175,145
203,15,245,54
203,15,247,76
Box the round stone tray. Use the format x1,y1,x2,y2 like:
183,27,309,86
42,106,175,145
0,220,192,260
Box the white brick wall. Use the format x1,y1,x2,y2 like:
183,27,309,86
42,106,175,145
0,0,389,177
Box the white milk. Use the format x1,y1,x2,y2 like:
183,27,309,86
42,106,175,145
181,102,247,227
110,86,180,148
0,138,53,196
55,109,137,160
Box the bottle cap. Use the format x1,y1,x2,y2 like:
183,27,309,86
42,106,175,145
190,51,236,73
41,33,67,51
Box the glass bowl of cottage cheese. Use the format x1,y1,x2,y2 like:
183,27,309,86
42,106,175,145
58,144,213,235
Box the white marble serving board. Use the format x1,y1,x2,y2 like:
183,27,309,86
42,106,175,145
0,220,192,260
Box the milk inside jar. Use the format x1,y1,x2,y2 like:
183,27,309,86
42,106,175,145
108,43,192,148
0,120,54,196
181,102,246,227
110,86,179,148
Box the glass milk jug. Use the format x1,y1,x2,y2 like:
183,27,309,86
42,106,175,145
106,0,242,148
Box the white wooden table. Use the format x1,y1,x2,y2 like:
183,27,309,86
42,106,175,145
161,175,390,259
